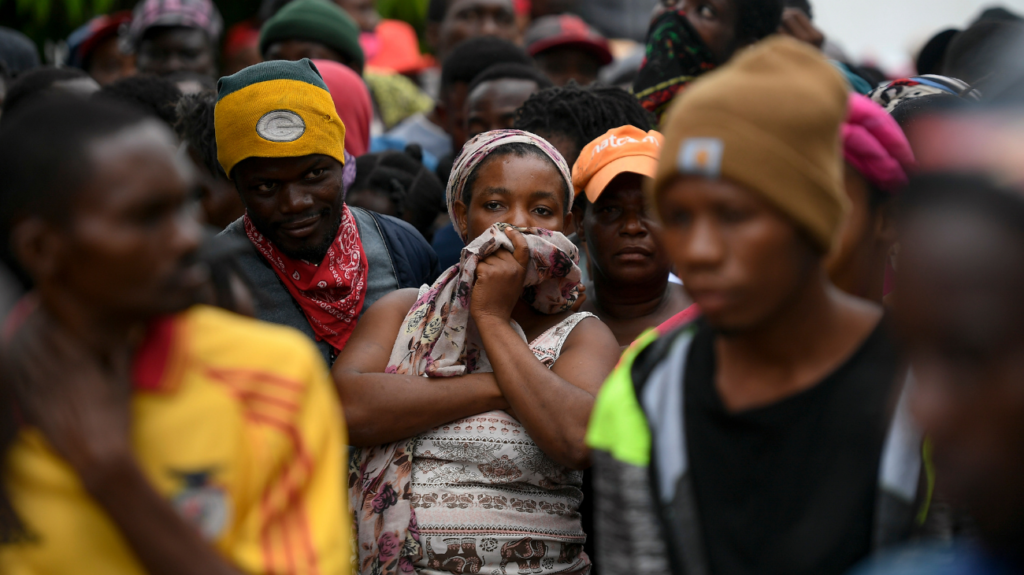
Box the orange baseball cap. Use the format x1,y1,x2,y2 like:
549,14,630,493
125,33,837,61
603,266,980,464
572,126,664,203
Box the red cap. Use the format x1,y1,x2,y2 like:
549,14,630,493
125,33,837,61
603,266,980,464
524,14,613,66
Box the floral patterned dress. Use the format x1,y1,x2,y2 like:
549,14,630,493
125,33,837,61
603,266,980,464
409,312,594,575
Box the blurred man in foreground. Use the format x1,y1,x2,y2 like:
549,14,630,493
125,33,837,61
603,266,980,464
852,173,1024,575
0,97,351,574
588,38,925,575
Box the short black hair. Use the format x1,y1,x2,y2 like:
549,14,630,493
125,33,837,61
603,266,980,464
467,63,554,96
352,146,446,240
514,83,654,164
440,36,532,96
96,74,183,129
0,96,149,232
175,91,223,178
462,142,570,214
735,0,785,43
0,66,92,120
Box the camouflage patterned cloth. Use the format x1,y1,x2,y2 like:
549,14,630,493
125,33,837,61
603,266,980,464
633,9,717,122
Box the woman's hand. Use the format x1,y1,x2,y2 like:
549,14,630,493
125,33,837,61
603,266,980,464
470,227,531,323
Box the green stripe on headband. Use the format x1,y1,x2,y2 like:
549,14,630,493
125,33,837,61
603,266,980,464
217,58,329,101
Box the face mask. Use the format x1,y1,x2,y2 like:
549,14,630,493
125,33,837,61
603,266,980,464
633,10,717,122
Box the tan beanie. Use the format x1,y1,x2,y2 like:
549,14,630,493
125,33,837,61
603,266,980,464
650,36,850,252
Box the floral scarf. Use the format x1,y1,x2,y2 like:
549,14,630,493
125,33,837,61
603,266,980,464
633,9,717,122
349,130,578,575
243,203,367,352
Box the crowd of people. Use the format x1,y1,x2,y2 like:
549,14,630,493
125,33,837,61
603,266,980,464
1,0,1024,574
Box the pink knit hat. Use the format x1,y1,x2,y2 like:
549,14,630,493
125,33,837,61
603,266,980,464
843,94,916,193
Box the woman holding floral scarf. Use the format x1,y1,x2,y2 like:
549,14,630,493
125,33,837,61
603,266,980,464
334,130,621,575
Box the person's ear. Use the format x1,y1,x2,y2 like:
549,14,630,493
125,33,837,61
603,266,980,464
9,218,65,284
876,200,897,245
453,199,470,240
565,205,578,238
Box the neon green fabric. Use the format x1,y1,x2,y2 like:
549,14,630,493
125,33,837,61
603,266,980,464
917,438,936,526
585,328,660,467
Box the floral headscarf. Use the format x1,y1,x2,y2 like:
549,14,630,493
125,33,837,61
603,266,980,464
349,130,582,575
445,129,575,241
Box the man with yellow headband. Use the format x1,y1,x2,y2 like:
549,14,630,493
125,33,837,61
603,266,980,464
216,59,439,365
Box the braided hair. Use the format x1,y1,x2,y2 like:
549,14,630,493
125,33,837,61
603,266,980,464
513,83,654,167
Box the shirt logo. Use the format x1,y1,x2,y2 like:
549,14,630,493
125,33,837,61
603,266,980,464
170,470,230,540
256,110,306,143
677,138,724,178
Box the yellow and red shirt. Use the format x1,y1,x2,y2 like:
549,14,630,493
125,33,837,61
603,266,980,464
0,305,351,575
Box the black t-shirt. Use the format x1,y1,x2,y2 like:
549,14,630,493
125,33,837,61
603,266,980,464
685,318,901,575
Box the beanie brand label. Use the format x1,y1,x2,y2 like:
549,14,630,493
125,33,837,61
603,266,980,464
256,110,306,143
678,138,723,178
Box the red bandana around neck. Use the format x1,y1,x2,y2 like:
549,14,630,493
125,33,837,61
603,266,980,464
243,205,368,352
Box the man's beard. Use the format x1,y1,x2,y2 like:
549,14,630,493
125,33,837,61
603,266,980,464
291,210,341,263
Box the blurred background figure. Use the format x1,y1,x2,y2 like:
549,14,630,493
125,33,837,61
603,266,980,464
941,16,1024,90
463,62,552,140
126,0,223,79
0,27,39,78
524,14,613,86
174,91,246,230
425,0,520,61
335,0,436,77
514,83,655,168
0,61,7,114
385,36,530,164
261,0,434,148
350,145,447,241
261,0,365,73
220,20,261,76
578,0,657,42
314,58,374,157
66,12,136,86
0,67,99,122
634,0,783,121
96,74,183,130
